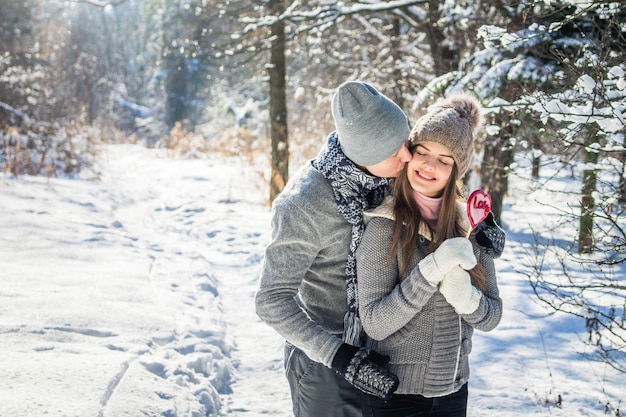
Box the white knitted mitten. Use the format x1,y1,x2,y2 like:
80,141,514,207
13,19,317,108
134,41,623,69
439,265,482,314
418,237,477,287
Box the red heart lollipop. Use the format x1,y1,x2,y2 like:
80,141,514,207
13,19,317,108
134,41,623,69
467,190,492,229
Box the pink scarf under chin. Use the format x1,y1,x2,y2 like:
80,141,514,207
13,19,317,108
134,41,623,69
413,190,442,231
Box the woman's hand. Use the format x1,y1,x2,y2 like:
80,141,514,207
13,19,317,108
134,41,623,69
418,237,477,286
439,265,482,314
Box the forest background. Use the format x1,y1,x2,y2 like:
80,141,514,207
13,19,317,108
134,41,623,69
1,0,625,391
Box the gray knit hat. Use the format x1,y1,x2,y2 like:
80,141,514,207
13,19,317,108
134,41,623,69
409,93,484,179
332,81,410,166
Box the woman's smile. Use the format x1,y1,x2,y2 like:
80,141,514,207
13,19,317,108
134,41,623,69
415,170,437,182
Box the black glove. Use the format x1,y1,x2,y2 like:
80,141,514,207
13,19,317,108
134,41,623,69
475,211,506,258
331,343,399,400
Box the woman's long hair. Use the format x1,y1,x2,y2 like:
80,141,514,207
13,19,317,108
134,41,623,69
389,163,487,291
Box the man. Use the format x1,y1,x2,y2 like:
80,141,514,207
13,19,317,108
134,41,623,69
256,81,412,417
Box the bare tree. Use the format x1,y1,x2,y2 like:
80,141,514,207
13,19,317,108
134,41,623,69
229,0,433,203
268,0,288,203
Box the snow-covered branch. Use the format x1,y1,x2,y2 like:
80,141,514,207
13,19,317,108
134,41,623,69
68,0,127,7
0,101,30,123
241,0,428,34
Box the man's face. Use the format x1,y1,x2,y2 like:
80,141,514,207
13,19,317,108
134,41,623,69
365,141,412,178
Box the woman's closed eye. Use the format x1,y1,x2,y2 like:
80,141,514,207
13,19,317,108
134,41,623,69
416,151,449,166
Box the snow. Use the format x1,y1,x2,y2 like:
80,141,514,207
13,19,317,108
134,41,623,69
577,74,597,94
1,143,624,416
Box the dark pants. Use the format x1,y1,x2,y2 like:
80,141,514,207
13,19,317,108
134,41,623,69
284,342,362,417
362,383,468,417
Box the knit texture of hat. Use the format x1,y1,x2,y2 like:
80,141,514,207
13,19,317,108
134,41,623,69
409,93,483,179
332,81,410,166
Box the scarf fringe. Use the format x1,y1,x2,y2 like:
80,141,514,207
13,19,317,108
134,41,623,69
343,310,364,346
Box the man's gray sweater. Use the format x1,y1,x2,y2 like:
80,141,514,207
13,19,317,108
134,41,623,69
255,163,351,367
356,198,503,397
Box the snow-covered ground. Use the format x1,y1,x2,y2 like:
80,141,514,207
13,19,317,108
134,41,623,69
0,144,623,416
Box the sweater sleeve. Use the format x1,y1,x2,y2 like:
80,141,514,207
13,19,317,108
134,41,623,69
255,197,342,367
356,217,438,342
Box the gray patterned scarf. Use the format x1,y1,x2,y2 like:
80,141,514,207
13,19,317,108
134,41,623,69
311,132,393,346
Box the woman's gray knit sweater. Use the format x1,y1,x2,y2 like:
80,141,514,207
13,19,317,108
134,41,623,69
356,198,502,397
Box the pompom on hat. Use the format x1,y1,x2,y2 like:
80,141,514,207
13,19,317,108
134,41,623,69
409,93,484,179
332,81,410,166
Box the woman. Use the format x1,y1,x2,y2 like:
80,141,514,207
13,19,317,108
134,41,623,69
355,93,503,417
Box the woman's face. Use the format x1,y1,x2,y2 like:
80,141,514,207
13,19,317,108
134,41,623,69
407,141,454,197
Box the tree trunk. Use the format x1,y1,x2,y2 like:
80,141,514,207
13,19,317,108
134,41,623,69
530,133,541,179
268,0,288,204
165,58,188,127
578,129,599,254
618,133,626,203
425,0,460,76
388,17,405,109
480,116,514,225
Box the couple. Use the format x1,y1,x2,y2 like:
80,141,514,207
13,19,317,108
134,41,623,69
255,81,505,417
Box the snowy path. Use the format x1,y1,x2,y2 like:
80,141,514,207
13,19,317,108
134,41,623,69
96,144,293,416
0,144,291,416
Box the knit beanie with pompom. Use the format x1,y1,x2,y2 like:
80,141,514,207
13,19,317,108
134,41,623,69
409,93,484,179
